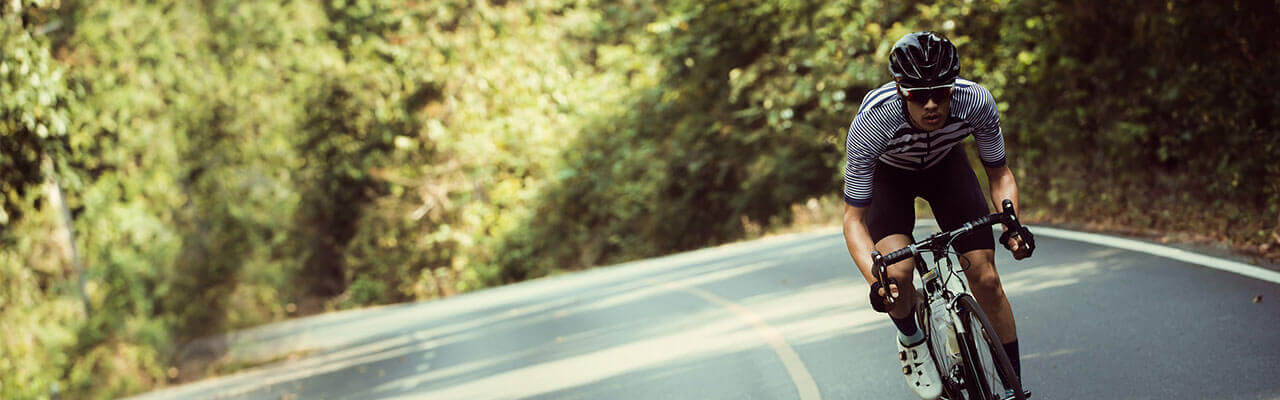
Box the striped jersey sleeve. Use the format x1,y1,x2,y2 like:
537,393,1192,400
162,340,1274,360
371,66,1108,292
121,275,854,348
954,79,1006,168
842,85,898,207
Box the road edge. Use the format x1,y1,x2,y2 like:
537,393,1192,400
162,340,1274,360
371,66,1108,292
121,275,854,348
912,219,1280,285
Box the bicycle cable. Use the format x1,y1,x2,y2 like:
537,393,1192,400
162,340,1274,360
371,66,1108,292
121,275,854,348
937,236,970,291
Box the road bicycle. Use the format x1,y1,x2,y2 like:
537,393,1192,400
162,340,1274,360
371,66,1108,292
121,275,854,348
872,199,1031,400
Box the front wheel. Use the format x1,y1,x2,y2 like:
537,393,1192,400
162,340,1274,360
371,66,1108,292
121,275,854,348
955,294,1024,400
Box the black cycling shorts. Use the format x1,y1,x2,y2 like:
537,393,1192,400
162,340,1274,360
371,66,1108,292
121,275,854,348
865,147,995,254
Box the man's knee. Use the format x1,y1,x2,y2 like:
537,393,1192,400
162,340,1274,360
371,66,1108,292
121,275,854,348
967,261,1005,298
888,260,915,283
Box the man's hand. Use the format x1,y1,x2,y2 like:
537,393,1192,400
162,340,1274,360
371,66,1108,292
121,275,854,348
869,279,899,312
1001,228,1035,260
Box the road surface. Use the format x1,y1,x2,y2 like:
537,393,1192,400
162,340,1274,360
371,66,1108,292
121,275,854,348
131,225,1280,400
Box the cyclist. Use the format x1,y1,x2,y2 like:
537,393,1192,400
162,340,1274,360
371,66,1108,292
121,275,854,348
840,31,1034,399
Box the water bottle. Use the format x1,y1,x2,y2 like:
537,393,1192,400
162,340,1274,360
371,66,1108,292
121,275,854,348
941,274,966,358
945,317,960,358
929,296,960,359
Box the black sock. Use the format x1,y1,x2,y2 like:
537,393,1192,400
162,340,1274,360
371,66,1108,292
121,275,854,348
1002,340,1021,378
890,306,920,343
997,340,1022,392
891,313,917,336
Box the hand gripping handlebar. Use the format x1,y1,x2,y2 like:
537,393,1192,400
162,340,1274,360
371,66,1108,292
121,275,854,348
870,199,1030,307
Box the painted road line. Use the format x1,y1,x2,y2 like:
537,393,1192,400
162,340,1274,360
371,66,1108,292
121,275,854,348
914,219,1280,285
1033,226,1280,284
650,279,823,400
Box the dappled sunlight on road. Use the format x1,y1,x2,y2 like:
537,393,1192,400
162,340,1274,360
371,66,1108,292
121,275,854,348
329,238,1276,400
170,333,441,399
736,280,889,346
577,261,781,315
1001,248,1125,295
128,229,1280,400
1021,348,1079,361
366,291,782,399
348,242,856,399
199,232,843,377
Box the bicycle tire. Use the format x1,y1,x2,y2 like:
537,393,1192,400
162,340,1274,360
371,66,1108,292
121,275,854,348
955,294,1024,400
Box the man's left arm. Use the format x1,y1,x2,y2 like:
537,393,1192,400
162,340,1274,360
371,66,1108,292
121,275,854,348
971,82,1030,258
985,164,1032,259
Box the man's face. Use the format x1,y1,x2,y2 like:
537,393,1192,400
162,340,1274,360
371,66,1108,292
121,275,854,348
899,84,951,131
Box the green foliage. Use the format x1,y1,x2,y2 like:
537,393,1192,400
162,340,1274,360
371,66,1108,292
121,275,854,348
494,0,961,278
496,0,1280,280
1,3,82,399
2,0,1277,398
0,1,71,228
0,203,81,400
982,1,1280,237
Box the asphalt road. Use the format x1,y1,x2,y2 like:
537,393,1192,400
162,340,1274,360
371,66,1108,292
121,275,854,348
132,225,1280,400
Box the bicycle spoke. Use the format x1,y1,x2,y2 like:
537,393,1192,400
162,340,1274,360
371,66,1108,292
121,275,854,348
956,294,1024,400
973,326,1006,396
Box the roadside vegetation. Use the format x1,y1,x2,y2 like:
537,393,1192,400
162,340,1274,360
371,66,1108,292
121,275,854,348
2,0,1276,398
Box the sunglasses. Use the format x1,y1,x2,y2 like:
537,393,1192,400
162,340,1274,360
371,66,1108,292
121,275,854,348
898,83,954,104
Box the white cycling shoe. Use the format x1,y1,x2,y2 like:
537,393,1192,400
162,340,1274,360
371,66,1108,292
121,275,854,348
898,337,943,400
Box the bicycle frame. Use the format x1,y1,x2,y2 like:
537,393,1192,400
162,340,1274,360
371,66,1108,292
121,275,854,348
870,199,1032,399
916,240,973,391
870,198,1027,308
916,238,966,300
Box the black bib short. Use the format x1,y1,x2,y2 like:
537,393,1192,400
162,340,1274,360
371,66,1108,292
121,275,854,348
865,147,996,254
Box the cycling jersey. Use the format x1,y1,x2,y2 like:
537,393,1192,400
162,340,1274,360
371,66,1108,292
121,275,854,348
843,78,1007,208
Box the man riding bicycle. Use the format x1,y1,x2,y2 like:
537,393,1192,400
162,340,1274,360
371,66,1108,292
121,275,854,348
840,31,1034,399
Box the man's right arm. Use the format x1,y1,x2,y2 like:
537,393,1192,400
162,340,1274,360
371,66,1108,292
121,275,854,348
842,85,892,286
842,204,880,285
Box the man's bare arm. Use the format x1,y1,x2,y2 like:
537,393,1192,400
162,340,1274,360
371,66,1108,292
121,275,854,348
843,204,881,285
985,164,1031,258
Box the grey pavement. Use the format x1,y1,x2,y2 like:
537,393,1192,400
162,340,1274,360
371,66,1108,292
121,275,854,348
130,225,1280,400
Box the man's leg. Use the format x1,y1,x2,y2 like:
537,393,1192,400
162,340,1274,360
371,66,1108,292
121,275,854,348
921,148,1022,380
959,249,1021,378
864,161,921,336
877,233,943,399
958,249,1015,342
876,234,919,323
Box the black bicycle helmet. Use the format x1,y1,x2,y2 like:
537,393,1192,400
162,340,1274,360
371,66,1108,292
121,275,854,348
888,31,960,88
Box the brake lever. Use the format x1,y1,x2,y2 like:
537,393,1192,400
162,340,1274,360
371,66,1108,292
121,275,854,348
1001,199,1018,225
999,198,1036,254
870,251,899,305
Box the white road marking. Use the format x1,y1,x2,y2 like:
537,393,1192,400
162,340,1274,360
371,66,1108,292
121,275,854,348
651,279,823,400
913,219,1280,285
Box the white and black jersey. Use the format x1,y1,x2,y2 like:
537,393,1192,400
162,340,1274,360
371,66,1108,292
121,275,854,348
842,78,1007,207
